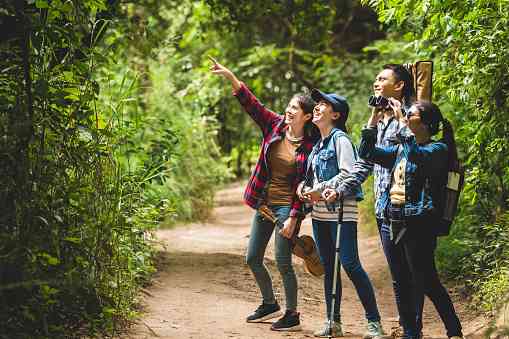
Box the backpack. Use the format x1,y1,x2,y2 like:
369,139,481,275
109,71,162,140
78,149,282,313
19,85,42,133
436,155,465,236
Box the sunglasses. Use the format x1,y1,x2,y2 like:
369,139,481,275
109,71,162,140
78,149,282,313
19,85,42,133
406,107,421,118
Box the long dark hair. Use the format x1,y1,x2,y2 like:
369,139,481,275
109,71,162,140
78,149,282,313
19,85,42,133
414,100,459,169
383,64,415,107
333,111,348,133
292,93,320,142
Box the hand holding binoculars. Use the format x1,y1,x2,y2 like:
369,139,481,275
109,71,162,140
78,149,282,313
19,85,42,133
368,95,390,109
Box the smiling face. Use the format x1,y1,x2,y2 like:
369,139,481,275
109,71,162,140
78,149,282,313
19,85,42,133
285,97,312,130
373,69,404,99
312,100,340,129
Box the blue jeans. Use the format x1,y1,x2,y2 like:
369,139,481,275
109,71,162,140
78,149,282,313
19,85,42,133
246,205,298,311
312,219,381,322
378,218,463,337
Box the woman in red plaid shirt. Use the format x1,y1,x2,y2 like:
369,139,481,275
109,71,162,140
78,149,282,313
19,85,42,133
211,57,318,332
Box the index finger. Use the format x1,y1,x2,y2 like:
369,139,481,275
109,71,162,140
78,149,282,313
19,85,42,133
207,55,218,65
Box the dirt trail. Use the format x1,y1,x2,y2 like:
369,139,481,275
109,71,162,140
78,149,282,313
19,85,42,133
128,183,487,339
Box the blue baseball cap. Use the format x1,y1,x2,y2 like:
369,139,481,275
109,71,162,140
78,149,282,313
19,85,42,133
311,89,350,117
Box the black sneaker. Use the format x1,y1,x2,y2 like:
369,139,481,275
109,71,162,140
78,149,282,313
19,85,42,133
246,302,282,323
270,310,302,331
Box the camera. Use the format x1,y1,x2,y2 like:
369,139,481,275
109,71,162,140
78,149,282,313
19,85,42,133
368,95,390,109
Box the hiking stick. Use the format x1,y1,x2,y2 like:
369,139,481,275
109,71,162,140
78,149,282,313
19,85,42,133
329,197,344,339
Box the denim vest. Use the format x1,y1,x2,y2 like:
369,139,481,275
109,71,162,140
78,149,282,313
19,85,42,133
306,128,364,201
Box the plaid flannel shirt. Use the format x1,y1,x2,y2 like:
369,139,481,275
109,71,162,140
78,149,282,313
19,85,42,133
234,83,315,218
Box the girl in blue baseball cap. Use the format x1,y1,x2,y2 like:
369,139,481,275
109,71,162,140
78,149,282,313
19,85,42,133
298,90,387,338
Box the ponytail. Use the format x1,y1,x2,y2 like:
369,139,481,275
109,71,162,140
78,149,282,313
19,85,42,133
441,119,459,170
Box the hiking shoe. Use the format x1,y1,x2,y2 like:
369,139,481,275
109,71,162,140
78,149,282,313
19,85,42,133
270,310,301,331
363,320,388,339
246,302,282,323
314,320,343,337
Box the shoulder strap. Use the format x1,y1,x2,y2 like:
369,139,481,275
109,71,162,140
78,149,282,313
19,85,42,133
331,129,348,140
331,129,361,166
388,144,404,189
379,117,395,141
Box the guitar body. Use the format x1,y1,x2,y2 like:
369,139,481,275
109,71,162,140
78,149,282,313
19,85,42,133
258,205,324,277
292,235,324,277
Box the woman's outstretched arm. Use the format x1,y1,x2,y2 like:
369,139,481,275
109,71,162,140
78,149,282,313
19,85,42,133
209,56,242,92
209,56,280,134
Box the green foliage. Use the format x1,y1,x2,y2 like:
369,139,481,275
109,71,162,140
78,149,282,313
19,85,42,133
363,0,509,312
0,0,166,337
141,56,231,222
96,1,232,223
358,176,378,235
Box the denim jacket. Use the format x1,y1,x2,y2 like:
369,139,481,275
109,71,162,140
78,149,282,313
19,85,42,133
359,125,448,220
305,128,364,202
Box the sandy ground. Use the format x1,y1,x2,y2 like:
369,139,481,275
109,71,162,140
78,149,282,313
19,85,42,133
127,182,489,339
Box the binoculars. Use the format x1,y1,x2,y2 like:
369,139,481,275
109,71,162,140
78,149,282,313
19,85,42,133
368,95,390,109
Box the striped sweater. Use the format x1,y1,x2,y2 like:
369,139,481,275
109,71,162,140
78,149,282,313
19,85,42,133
310,133,358,222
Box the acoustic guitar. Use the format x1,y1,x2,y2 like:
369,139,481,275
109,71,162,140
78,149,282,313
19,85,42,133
258,205,324,277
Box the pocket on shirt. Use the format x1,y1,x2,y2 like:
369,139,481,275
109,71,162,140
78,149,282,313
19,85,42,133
318,150,338,180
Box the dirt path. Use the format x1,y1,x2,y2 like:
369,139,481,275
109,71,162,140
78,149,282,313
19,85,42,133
128,183,487,339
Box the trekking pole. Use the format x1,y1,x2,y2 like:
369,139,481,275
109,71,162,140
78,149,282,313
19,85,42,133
328,196,344,339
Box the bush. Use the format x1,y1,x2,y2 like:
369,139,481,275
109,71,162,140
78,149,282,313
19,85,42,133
0,1,162,337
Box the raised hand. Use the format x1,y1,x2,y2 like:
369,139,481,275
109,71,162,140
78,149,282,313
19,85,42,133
209,56,232,78
367,106,385,128
388,97,407,124
208,56,241,91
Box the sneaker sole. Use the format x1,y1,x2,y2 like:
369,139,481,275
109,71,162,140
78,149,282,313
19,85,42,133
246,310,283,323
314,334,344,338
271,324,302,332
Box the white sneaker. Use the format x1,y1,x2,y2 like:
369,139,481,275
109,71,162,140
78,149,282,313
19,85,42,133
314,320,343,338
363,320,388,339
